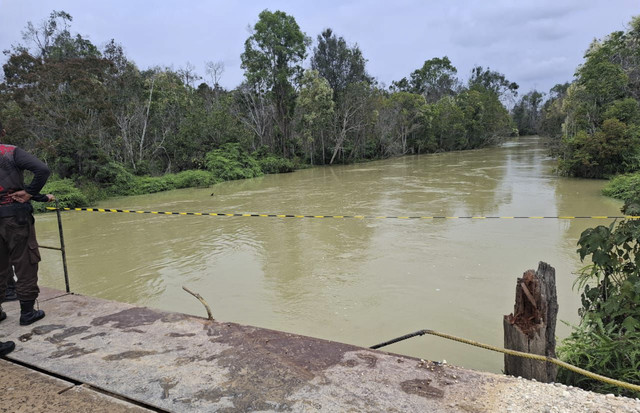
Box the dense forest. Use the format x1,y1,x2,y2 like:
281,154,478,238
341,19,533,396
0,10,518,205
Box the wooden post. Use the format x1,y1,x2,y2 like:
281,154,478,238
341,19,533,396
503,262,558,382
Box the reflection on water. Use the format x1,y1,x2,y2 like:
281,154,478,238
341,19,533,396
35,136,621,373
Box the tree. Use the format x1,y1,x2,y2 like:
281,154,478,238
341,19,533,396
241,9,310,157
233,82,275,152
378,92,427,155
177,62,201,89
391,57,459,103
331,82,375,164
310,28,371,99
430,96,467,151
469,66,519,100
2,14,113,177
559,118,640,178
205,60,225,90
539,83,570,151
512,90,544,136
552,16,640,178
19,10,73,59
295,70,334,164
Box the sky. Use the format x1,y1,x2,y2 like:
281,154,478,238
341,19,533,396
1,0,639,95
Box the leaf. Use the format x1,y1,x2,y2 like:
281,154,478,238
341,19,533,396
622,316,639,333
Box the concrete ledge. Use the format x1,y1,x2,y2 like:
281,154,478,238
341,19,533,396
1,289,638,412
0,359,152,412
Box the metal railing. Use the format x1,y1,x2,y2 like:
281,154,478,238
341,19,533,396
39,200,70,293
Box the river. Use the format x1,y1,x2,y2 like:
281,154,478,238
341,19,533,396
35,136,621,373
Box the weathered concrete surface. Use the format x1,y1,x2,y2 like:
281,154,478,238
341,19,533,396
0,288,638,412
0,359,151,412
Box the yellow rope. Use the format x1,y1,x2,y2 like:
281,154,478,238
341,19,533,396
424,329,640,393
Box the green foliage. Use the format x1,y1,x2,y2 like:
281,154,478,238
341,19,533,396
468,66,519,99
295,69,334,163
391,57,459,103
32,178,89,212
241,9,310,155
1,9,520,200
550,16,640,178
539,83,570,153
558,324,640,397
602,173,640,204
429,96,466,151
205,143,263,181
558,119,640,178
310,28,371,99
512,90,544,136
603,98,640,125
257,155,295,174
170,170,220,188
557,208,640,397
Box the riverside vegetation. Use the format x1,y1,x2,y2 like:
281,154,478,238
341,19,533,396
522,15,640,398
2,10,517,211
2,9,640,397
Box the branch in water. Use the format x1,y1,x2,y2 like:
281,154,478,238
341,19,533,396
182,286,215,321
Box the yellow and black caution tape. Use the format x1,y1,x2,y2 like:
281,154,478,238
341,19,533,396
370,329,640,393
45,207,640,220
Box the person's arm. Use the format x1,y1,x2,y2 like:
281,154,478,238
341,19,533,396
31,193,55,202
13,147,50,196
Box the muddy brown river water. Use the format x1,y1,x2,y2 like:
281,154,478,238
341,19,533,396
35,136,621,373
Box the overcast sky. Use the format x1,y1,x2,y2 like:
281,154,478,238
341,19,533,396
1,0,639,95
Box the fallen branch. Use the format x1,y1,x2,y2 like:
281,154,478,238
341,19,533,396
182,286,214,321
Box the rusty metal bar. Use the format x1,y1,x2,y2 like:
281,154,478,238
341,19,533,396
39,245,62,251
54,200,71,293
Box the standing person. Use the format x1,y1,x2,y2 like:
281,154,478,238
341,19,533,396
0,120,54,327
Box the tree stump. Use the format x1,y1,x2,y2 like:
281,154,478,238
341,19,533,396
503,261,558,382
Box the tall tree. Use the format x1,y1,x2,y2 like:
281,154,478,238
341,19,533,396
469,66,519,100
391,56,459,103
512,90,544,136
241,9,310,157
310,28,371,99
295,70,334,164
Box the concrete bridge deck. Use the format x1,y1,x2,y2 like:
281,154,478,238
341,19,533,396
0,288,638,412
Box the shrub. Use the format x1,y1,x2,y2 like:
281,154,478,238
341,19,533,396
257,155,295,174
135,176,172,194
558,323,640,397
559,120,640,178
205,143,262,181
602,173,640,203
33,179,89,212
99,163,138,196
557,211,640,397
171,170,219,188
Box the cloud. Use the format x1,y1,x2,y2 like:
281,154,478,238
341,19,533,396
1,0,639,94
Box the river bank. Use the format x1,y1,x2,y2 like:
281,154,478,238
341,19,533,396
34,136,630,216
1,287,638,412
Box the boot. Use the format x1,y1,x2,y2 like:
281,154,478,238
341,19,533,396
4,276,17,302
0,305,5,322
0,341,15,356
19,300,45,326
4,287,17,302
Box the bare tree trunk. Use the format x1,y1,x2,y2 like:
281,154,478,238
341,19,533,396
139,77,155,165
330,128,346,165
321,132,325,165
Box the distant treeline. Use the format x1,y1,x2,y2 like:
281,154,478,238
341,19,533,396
0,10,519,205
513,15,640,180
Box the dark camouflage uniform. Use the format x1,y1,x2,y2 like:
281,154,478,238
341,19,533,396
0,144,50,301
